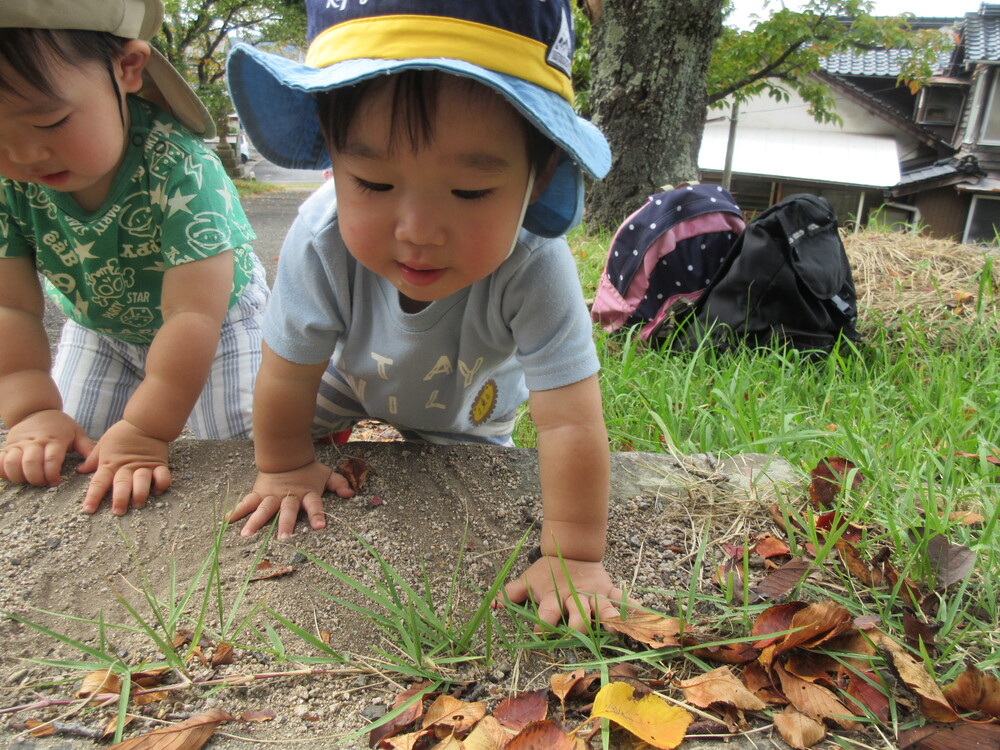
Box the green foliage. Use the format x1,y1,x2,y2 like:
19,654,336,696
156,0,308,129
708,0,954,123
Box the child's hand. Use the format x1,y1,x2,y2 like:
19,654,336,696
0,409,95,486
230,461,355,539
498,556,632,632
77,419,171,515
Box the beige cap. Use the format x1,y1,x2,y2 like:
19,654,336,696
0,0,215,137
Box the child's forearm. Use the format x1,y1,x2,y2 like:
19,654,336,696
0,306,62,427
536,424,610,562
122,310,223,441
253,346,328,473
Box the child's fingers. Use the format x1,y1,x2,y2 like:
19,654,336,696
239,494,284,537
326,471,355,497
111,470,138,515
151,465,171,496
277,494,304,539
0,446,27,484
302,491,326,530
497,577,529,608
82,470,113,514
42,442,68,486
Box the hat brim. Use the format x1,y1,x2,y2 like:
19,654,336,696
227,44,610,236
143,48,216,137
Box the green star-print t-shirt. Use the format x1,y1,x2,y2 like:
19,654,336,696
0,97,256,344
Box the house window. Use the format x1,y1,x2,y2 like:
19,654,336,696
963,195,1000,245
980,70,1000,144
916,86,964,127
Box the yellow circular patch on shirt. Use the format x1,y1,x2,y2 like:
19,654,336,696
469,378,498,426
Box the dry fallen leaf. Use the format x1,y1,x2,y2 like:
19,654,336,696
942,662,1000,718
506,720,585,750
751,601,809,648
774,601,853,654
925,535,976,590
898,721,1000,748
604,610,683,648
550,669,586,707
880,636,959,723
773,662,860,730
369,681,431,747
250,559,296,581
421,694,486,736
240,708,277,722
462,715,514,750
753,557,811,600
674,666,766,711
337,456,371,491
76,670,122,703
808,457,862,508
590,681,692,749
754,534,791,559
106,707,234,749
493,689,548,732
773,705,826,749
211,642,234,667
25,719,54,738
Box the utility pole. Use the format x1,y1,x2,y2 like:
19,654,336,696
722,101,739,190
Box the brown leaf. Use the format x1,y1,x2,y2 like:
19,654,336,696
754,534,791,559
604,610,683,648
463,715,514,750
815,511,864,543
774,601,852,655
493,689,548,732
942,663,1000,718
211,642,234,666
76,670,122,703
506,720,584,750
337,456,371,491
250,559,295,581
773,662,860,730
948,510,986,525
845,671,891,722
953,451,1000,466
675,666,766,711
106,708,234,749
835,539,885,587
550,669,586,706
751,602,809,648
898,722,1000,749
370,681,431,747
689,640,760,664
808,457,862,508
902,610,940,655
925,535,976,590
742,660,786,704
879,636,959,723
376,728,437,749
25,719,55,737
240,708,277,722
773,705,826,749
131,667,170,688
421,694,486,735
753,557,811,600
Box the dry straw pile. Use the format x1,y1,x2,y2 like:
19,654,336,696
844,230,1000,336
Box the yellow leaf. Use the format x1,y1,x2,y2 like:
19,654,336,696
590,682,692,749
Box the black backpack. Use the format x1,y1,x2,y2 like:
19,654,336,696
667,193,862,353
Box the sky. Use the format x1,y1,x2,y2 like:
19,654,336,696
727,1,986,29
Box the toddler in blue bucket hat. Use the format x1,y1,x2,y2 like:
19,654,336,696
227,0,626,629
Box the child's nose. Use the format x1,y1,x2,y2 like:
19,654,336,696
394,193,446,246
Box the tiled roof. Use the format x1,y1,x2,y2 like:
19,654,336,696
898,161,958,186
821,45,955,77
963,5,1000,62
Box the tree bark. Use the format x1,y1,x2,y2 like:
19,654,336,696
584,0,725,231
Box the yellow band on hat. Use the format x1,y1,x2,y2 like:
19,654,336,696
305,15,574,104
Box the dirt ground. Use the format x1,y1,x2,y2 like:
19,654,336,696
0,440,798,749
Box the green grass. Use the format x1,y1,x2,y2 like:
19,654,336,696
231,179,284,197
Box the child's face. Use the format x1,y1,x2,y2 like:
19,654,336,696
329,76,539,307
0,42,144,210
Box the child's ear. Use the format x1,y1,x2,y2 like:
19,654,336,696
117,40,152,94
530,148,562,203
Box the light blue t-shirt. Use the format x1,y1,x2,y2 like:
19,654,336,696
263,181,599,444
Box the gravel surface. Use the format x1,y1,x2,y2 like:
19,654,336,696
0,441,798,748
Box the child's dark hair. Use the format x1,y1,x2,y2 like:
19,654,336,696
0,28,127,101
316,70,557,176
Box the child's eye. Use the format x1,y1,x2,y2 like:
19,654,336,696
37,115,70,130
354,177,392,193
453,189,492,201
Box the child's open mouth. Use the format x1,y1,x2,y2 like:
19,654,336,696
398,262,445,287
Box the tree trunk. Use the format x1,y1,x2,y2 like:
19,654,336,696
584,0,725,231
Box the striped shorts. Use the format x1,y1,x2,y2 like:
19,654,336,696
51,257,269,440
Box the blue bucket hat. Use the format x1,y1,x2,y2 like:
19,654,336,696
226,0,611,237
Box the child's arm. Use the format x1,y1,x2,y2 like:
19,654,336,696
228,344,355,538
501,374,628,630
78,251,235,514
0,257,96,484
